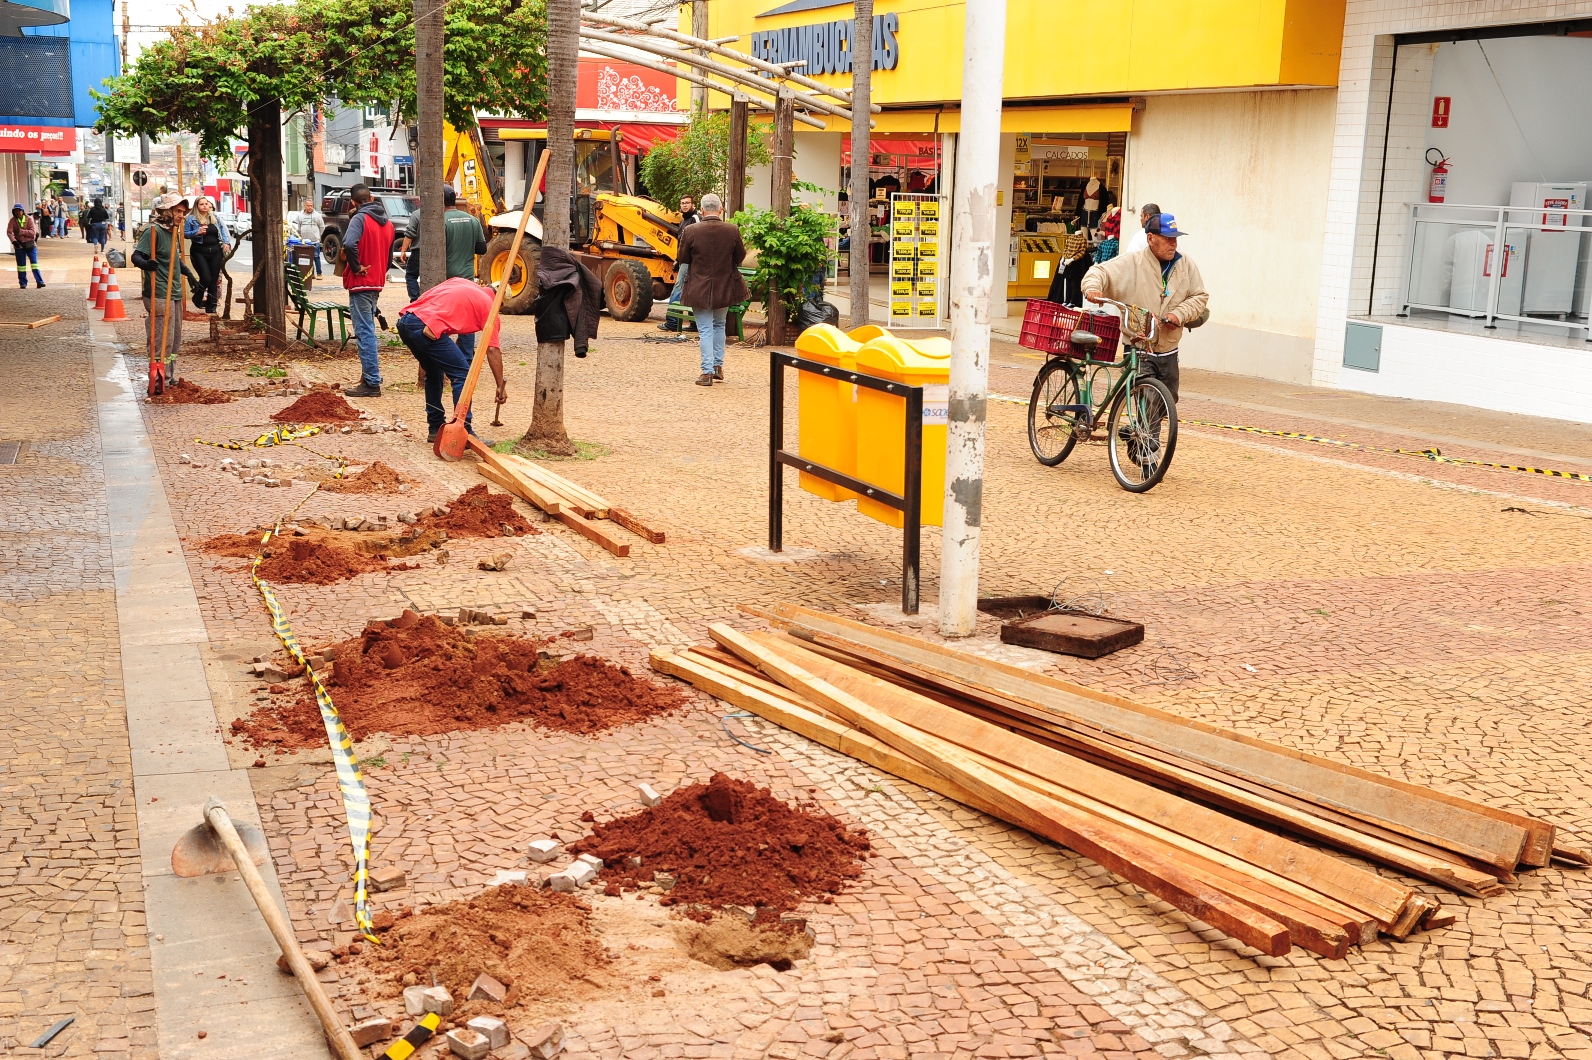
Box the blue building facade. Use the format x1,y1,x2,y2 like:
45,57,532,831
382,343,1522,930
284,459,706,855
2,0,120,128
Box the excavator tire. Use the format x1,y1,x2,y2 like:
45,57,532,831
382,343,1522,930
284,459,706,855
485,233,539,314
602,259,654,322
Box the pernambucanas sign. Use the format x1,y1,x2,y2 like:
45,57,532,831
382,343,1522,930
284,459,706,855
748,13,900,75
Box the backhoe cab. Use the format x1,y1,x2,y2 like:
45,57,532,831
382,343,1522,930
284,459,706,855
453,126,684,322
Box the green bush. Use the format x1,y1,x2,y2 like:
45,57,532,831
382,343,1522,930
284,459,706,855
732,204,837,309
640,109,770,207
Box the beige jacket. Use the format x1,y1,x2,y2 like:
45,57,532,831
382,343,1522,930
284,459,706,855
1079,248,1208,354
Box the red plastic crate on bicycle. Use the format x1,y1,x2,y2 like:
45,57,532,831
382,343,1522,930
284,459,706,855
1017,299,1122,362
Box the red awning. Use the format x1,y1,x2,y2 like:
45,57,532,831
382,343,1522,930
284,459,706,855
485,120,684,155
842,138,942,167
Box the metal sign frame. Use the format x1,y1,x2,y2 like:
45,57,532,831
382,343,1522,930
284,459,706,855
768,351,925,614
887,192,944,328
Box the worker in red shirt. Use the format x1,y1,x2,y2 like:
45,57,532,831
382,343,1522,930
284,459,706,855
397,277,508,443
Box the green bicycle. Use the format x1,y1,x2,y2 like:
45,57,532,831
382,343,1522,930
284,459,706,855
1025,296,1178,493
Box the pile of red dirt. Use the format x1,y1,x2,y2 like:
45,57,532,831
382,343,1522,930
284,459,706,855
418,484,537,537
319,461,409,494
231,612,687,749
201,531,266,557
271,389,362,423
147,378,235,404
353,885,606,1009
570,773,870,915
255,537,390,584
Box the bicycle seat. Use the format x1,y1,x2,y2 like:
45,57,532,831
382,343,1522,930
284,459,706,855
1070,331,1102,349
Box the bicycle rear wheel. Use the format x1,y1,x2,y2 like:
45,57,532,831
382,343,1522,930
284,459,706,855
1028,359,1085,466
1106,375,1178,492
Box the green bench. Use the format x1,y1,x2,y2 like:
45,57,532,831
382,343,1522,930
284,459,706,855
284,261,351,348
664,267,755,341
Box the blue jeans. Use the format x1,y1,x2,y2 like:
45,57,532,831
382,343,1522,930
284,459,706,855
53,217,65,236
668,262,688,303
91,222,107,249
13,245,44,286
398,313,474,434
348,288,382,385
693,305,727,373
405,254,420,302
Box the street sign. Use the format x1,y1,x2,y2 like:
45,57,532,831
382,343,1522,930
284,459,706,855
131,170,148,187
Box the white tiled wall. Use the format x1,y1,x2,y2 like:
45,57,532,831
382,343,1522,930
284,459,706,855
1314,1,1592,393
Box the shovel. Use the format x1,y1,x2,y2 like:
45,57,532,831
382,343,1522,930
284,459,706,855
172,798,364,1060
434,149,548,462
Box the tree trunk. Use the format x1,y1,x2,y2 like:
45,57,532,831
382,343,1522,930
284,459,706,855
726,97,748,217
523,0,578,454
415,0,446,292
248,103,288,351
767,92,794,345
848,1,873,331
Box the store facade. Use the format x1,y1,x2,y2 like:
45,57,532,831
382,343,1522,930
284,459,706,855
689,0,1345,362
1314,2,1592,421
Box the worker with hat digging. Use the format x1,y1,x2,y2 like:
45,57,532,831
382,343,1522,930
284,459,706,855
132,193,200,386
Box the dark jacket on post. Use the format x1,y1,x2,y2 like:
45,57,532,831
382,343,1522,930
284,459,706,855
677,217,749,310
532,245,602,356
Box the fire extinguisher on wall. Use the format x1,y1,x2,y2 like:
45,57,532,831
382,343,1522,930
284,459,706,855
1426,148,1450,203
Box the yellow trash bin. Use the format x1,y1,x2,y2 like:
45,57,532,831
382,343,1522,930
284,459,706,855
854,334,950,528
794,324,891,502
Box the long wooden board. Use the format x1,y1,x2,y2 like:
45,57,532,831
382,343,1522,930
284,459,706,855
475,453,564,514
609,507,666,544
556,507,629,557
760,604,1544,869
499,454,610,517
708,623,1293,957
753,631,1412,927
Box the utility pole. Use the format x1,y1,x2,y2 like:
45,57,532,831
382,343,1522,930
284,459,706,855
767,91,794,345
415,0,446,292
726,95,748,216
939,0,1006,637
690,1,709,114
847,1,873,330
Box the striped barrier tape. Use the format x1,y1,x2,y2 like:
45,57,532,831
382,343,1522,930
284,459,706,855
193,424,349,478
381,1013,441,1059
1184,420,1592,483
247,490,378,944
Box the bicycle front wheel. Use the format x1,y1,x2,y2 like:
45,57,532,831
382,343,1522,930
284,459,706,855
1028,359,1085,466
1106,375,1178,492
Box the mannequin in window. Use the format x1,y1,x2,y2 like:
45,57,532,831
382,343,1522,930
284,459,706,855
1076,176,1117,234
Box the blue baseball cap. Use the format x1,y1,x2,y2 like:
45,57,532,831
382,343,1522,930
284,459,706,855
1147,213,1187,238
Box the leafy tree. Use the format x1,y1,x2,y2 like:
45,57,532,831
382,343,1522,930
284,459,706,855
732,203,837,311
640,109,771,208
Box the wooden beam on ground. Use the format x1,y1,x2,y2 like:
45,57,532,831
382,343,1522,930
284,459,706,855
608,507,665,543
557,507,629,557
758,603,1544,870
475,460,564,515
0,315,62,328
754,631,1409,929
499,454,611,517
707,623,1293,957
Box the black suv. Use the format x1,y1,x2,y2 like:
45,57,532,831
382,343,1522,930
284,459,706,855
318,189,419,259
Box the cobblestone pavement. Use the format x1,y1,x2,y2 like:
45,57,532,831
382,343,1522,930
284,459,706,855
0,245,156,1057
102,289,1592,1060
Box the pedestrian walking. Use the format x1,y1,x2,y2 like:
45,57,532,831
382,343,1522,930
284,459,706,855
184,196,231,314
657,194,701,332
395,276,506,443
85,198,111,250
117,204,126,240
132,193,200,384
52,199,66,237
34,200,49,239
675,193,747,386
7,205,45,288
295,204,325,276
339,184,395,397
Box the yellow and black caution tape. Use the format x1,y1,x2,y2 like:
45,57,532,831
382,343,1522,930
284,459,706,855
381,1013,441,1059
247,492,378,943
1185,420,1592,484
194,424,349,478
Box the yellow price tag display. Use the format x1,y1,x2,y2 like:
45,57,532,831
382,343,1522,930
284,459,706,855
916,260,937,277
919,220,939,238
919,202,939,220
917,302,937,317
894,200,918,216
892,260,915,277
893,242,917,260
916,281,937,298
892,220,916,237
916,242,937,259
890,301,912,319
891,280,912,296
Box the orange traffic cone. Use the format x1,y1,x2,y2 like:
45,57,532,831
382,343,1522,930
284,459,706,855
87,256,103,304
93,264,109,310
101,271,128,321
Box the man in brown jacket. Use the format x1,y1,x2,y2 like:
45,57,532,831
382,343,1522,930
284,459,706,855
1080,211,1208,401
676,193,749,386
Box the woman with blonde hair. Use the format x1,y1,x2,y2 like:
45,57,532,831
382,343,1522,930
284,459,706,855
185,196,232,314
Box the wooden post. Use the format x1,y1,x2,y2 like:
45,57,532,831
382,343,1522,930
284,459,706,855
727,96,749,217
848,2,873,329
416,0,446,292
768,92,795,346
248,104,288,351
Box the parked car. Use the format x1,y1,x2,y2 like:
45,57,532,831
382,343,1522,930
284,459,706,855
319,188,418,260
218,210,250,240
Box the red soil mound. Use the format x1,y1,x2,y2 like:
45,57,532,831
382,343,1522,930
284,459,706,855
353,885,606,1011
418,484,536,537
201,531,266,557
570,773,870,915
271,389,361,423
319,461,409,494
230,612,687,748
255,537,389,584
147,378,234,404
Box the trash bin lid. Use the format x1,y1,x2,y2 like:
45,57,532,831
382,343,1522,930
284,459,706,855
856,333,951,381
793,323,861,366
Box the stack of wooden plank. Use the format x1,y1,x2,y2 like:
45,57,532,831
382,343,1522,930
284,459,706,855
650,603,1584,959
475,449,664,558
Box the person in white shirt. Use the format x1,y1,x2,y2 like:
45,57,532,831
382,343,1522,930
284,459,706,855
1122,202,1161,257
296,207,326,275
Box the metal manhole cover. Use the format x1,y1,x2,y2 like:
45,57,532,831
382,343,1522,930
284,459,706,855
0,441,21,465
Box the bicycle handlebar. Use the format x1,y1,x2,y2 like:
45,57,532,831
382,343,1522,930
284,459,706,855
1083,295,1160,347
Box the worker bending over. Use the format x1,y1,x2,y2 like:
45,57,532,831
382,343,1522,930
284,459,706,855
396,277,507,444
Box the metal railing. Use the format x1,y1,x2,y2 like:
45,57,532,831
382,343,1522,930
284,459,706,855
1400,201,1592,340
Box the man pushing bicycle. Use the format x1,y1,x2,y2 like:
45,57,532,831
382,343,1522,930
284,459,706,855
1080,211,1208,402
